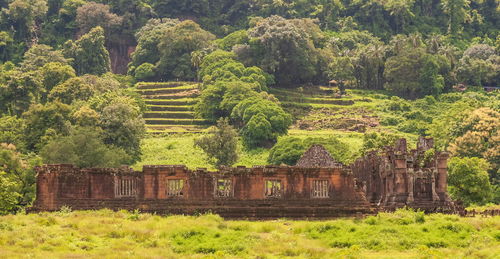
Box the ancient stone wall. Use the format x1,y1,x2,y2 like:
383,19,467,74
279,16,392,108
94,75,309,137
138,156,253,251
351,137,455,212
31,137,456,217
32,164,372,218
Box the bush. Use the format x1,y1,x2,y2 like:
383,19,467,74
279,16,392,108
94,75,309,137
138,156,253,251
0,171,21,215
267,137,305,165
194,118,239,167
360,131,403,155
268,136,353,165
0,144,40,213
0,116,26,150
134,63,156,81
241,113,274,148
195,81,259,123
40,126,131,168
447,157,493,206
99,102,145,163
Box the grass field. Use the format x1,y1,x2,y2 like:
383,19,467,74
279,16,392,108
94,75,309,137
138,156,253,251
0,209,498,258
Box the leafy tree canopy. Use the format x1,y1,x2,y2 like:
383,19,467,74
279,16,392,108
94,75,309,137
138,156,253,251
40,126,131,168
194,118,239,167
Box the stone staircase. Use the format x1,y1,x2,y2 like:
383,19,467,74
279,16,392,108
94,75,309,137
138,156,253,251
135,82,210,134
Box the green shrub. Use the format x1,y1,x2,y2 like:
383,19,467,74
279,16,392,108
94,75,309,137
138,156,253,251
134,63,156,81
194,118,239,166
40,126,131,168
268,136,353,165
448,157,493,206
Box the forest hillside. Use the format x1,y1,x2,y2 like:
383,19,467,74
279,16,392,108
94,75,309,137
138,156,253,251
0,0,498,215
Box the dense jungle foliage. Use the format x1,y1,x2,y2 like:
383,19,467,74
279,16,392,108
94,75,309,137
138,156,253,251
0,0,499,215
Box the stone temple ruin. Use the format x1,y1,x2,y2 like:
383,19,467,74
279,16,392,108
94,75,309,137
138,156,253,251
31,137,456,218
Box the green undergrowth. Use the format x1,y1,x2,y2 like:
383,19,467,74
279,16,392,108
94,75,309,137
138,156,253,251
134,134,269,171
134,130,369,170
0,209,498,258
135,81,198,88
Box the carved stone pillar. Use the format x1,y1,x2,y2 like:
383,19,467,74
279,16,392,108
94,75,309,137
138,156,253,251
431,170,439,201
407,170,414,203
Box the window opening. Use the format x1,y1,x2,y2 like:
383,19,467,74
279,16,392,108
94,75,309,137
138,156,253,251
215,179,232,197
311,180,329,198
265,180,282,198
167,179,184,196
115,178,138,198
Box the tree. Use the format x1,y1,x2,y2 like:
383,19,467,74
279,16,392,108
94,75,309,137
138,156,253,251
99,102,145,163
216,30,249,51
360,131,403,155
383,48,424,98
40,126,131,168
195,81,259,123
198,50,271,91
48,77,95,104
328,56,354,93
0,171,20,215
157,20,215,81
71,105,100,127
448,108,499,172
441,0,471,36
0,116,26,150
58,0,87,37
0,69,42,115
448,156,493,205
309,0,344,30
0,144,40,213
381,0,415,33
19,44,69,71
240,15,323,86
194,118,239,167
353,43,387,90
6,0,48,42
0,31,16,62
384,47,446,98
37,62,76,101
419,54,445,96
76,2,123,35
23,101,72,150
133,63,155,81
241,112,274,148
63,26,111,75
456,44,499,86
231,96,292,143
129,18,180,75
268,137,305,165
427,93,495,149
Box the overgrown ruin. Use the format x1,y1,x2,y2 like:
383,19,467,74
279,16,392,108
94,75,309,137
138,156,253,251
31,137,457,218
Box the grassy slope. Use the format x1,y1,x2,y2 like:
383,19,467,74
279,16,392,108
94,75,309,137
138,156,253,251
134,87,415,170
133,130,367,171
0,210,498,258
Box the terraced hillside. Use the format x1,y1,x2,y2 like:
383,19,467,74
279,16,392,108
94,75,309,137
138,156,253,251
135,82,211,134
269,86,384,133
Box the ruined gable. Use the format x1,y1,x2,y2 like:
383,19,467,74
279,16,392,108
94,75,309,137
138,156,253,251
295,144,339,167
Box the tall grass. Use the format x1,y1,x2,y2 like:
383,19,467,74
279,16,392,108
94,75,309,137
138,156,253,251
0,209,498,258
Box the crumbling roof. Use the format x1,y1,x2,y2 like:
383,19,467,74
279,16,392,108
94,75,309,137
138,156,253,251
295,144,338,167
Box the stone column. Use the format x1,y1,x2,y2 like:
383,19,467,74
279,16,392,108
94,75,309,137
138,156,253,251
407,171,414,203
436,153,449,194
431,170,439,201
